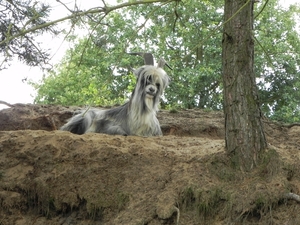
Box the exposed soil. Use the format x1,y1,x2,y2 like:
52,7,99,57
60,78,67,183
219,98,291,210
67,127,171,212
0,104,300,225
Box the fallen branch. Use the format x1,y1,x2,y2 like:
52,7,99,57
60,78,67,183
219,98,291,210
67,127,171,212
284,192,300,203
0,100,14,108
263,119,300,129
281,123,300,128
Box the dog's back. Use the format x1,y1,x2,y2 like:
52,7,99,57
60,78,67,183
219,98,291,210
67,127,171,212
60,109,97,134
60,105,130,135
60,102,161,136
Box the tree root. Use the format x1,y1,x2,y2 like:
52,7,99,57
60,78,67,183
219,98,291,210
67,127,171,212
263,119,300,129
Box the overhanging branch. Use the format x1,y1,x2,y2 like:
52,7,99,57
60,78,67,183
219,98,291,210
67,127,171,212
0,0,173,47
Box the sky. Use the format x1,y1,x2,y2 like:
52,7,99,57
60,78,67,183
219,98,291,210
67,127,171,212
0,0,299,110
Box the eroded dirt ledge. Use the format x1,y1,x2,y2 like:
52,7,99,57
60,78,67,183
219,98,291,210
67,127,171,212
0,104,300,224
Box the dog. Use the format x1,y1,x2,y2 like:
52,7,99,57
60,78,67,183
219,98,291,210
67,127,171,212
60,53,170,136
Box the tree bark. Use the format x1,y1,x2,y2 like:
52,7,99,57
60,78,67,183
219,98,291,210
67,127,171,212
222,0,267,171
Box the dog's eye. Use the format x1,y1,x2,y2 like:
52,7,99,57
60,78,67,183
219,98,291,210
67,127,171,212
146,76,152,84
156,83,160,88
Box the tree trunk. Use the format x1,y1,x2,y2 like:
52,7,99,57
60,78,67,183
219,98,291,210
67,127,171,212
222,0,267,171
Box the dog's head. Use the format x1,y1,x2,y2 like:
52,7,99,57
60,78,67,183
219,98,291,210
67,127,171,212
129,53,170,112
134,65,169,99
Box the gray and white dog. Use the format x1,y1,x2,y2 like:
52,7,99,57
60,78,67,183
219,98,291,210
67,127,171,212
60,53,170,136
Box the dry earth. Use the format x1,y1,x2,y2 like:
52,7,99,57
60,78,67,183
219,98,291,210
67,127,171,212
0,104,300,225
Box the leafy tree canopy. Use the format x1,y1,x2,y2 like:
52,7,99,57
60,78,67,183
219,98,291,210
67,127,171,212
254,1,300,122
34,0,224,109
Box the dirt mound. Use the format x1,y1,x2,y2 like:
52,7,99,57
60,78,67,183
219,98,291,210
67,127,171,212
0,104,300,224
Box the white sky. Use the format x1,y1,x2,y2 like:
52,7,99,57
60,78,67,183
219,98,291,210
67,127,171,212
0,0,299,110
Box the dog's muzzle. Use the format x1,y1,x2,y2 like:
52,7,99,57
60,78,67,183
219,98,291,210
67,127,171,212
146,86,157,98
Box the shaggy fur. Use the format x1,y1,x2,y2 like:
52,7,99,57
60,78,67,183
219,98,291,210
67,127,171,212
60,64,169,136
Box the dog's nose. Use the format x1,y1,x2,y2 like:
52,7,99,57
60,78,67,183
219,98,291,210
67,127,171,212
149,87,155,93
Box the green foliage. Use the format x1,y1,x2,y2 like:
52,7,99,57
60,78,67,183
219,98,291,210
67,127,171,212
33,0,300,122
254,1,300,122
33,37,137,106
134,0,224,109
34,0,223,108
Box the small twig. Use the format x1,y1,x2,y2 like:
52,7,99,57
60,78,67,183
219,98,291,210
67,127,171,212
254,0,269,19
56,0,78,13
101,0,107,8
0,100,14,107
284,192,300,203
82,106,91,117
175,206,180,225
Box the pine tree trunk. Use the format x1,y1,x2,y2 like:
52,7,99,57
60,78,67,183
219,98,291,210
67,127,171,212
222,0,267,171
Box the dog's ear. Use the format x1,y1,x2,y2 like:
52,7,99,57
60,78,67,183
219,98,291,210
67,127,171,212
157,58,171,87
133,67,144,78
129,52,154,78
157,58,172,70
128,52,154,65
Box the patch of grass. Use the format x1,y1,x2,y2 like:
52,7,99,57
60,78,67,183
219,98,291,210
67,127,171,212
87,203,103,221
86,190,130,220
258,148,281,178
202,108,213,113
208,153,242,182
180,186,196,209
196,188,228,219
117,192,130,211
22,186,55,218
169,108,179,113
283,163,297,181
44,198,56,218
255,194,268,209
180,185,231,221
241,192,280,223
212,164,238,182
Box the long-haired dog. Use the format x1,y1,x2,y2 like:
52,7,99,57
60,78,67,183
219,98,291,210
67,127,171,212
60,53,170,136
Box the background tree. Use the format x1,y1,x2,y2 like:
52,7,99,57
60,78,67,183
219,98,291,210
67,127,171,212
33,0,224,108
223,0,267,171
32,35,138,106
254,2,300,123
